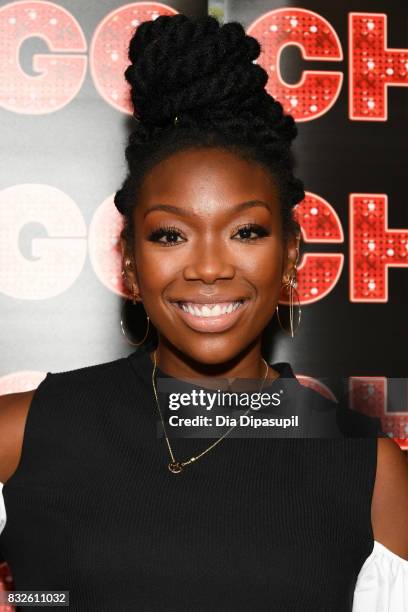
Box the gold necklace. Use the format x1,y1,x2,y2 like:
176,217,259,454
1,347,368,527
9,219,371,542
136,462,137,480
151,351,269,474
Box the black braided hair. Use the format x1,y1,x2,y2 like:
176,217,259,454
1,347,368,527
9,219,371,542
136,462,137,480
114,14,304,248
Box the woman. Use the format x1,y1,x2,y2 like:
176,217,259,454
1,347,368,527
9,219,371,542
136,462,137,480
0,14,407,611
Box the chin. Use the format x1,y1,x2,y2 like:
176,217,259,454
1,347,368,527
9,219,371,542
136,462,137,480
174,336,252,368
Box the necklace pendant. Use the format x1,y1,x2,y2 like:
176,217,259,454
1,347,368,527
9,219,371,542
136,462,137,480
168,461,183,474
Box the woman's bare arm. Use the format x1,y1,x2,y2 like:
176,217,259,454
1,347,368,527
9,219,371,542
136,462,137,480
372,438,408,560
0,391,35,484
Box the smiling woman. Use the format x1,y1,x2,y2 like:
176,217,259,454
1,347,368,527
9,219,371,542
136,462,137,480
0,13,407,612
120,147,298,361
115,11,303,376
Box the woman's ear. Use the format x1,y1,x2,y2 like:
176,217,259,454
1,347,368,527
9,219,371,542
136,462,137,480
120,237,141,301
282,231,301,284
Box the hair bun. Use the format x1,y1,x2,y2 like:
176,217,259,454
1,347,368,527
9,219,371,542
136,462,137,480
124,15,270,126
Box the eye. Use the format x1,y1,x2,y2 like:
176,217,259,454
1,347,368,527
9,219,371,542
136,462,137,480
147,222,270,246
147,225,185,246
232,224,270,242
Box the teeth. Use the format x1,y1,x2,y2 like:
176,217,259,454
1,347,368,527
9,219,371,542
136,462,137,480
178,301,243,317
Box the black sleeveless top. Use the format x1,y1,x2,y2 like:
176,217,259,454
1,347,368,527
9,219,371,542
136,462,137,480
0,347,384,611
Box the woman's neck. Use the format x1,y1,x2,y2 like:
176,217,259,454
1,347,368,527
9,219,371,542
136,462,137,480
149,339,280,385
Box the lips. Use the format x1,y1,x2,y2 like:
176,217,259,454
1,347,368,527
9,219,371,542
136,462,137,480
169,298,250,333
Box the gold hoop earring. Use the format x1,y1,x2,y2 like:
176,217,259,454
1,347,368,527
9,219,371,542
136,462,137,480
120,285,150,346
275,272,301,338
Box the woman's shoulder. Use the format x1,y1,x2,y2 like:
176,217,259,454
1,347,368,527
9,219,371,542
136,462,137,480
0,354,130,484
0,354,129,414
45,354,130,385
277,368,385,438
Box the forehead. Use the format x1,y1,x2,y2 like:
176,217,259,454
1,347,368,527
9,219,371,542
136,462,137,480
137,148,279,208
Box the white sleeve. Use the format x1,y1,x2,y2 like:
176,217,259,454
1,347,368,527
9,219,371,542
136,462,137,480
0,482,6,536
352,540,408,611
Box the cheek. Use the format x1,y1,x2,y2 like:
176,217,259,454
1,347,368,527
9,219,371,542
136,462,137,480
134,247,179,295
243,245,284,292
256,270,283,308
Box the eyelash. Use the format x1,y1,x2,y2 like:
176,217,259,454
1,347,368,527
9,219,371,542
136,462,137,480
147,224,270,246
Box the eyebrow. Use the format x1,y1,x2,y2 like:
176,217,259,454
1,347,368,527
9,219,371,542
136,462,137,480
143,200,273,218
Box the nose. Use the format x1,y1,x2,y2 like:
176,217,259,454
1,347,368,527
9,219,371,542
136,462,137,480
183,236,235,284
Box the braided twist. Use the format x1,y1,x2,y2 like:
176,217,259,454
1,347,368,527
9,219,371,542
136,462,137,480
114,14,304,243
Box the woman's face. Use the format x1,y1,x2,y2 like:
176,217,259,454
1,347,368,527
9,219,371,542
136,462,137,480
122,147,298,367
